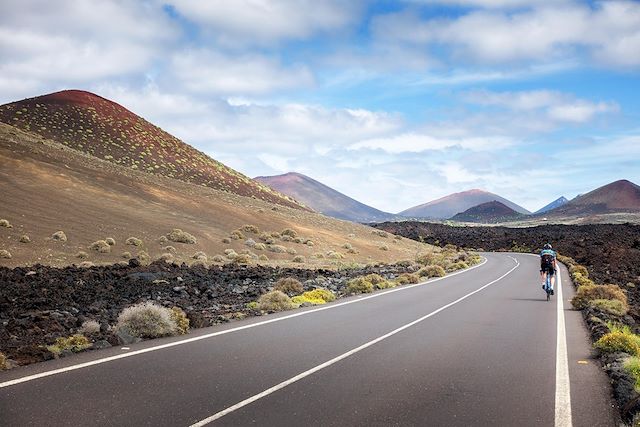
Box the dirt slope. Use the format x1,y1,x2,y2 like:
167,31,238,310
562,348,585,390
0,90,302,209
548,180,640,217
0,123,427,268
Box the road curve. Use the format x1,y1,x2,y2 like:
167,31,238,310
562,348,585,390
0,253,617,426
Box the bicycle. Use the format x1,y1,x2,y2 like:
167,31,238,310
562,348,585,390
543,274,552,301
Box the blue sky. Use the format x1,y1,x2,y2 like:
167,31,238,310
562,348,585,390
1,0,639,212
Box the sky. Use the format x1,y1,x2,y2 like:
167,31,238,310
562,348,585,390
1,0,639,213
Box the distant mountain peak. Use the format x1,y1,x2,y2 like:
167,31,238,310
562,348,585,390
450,200,523,224
255,172,396,223
547,179,640,217
534,196,569,215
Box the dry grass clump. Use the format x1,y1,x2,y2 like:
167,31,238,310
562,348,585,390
396,273,420,285
245,238,257,248
230,230,245,240
79,320,101,335
595,324,640,356
116,301,182,338
0,219,12,228
589,299,628,317
379,244,389,251
170,307,189,335
286,247,297,255
254,242,266,251
372,230,388,238
0,249,12,259
342,243,353,250
159,253,174,262
159,235,168,244
418,265,446,278
259,254,269,261
448,261,469,271
267,245,287,253
137,251,151,265
571,283,628,310
275,277,303,295
90,240,111,253
292,255,306,263
47,334,91,356
281,235,293,242
167,229,197,244
569,264,589,278
257,290,295,312
163,245,176,253
75,251,88,259
126,237,143,246
225,248,238,258
79,261,94,268
19,235,30,243
212,255,225,263
121,251,132,259
241,225,260,234
231,254,252,264
192,251,207,261
281,228,298,238
258,232,271,242
313,252,325,259
346,277,374,294
52,231,67,242
104,237,115,246
327,251,345,259
306,240,315,246
0,352,8,370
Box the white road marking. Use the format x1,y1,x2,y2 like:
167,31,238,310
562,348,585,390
555,267,573,427
189,257,520,426
0,257,488,389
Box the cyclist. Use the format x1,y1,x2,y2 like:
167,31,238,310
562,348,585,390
540,243,557,295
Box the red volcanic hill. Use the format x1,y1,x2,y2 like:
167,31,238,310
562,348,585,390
548,180,640,217
399,189,530,219
0,90,302,209
450,200,524,223
255,172,396,222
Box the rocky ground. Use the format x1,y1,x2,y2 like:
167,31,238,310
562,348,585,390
0,259,420,366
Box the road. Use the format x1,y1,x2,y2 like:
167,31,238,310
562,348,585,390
0,253,618,426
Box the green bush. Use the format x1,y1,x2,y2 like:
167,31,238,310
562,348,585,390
625,357,640,392
571,284,628,310
304,288,336,302
588,299,628,317
418,265,446,278
167,229,196,244
116,301,179,338
346,277,374,294
569,264,589,278
170,307,189,335
47,334,91,355
571,272,594,287
292,294,325,306
126,237,143,246
258,291,295,312
595,330,640,356
274,277,303,295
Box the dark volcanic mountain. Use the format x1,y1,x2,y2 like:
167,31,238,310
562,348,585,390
0,90,302,209
450,201,524,223
535,196,569,214
255,172,396,222
548,180,640,217
399,189,530,219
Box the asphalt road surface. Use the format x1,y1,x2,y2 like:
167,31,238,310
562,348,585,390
0,253,618,426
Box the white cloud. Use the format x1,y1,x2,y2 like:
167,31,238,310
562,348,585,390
349,132,512,153
164,0,359,45
373,1,640,68
169,49,315,95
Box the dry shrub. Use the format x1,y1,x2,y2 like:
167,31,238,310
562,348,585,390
159,253,174,262
259,232,271,242
191,259,208,268
230,230,245,240
572,272,594,287
286,247,297,255
396,273,420,285
281,228,298,238
79,320,101,335
75,251,88,259
231,254,252,264
267,245,287,253
306,240,315,246
418,265,446,278
327,251,345,260
245,238,256,247
163,245,176,253
379,244,389,251
167,229,196,244
571,284,627,310
79,261,94,268
292,255,305,263
346,277,374,294
589,299,628,317
342,243,353,250
192,251,207,261
158,235,168,244
569,264,589,278
258,291,295,312
126,237,143,246
259,254,269,261
254,242,266,251
372,230,388,238
137,251,151,265
52,231,67,242
313,252,325,259
281,235,293,242
116,301,179,338
121,251,132,259
275,277,303,295
19,235,30,243
241,225,260,234
105,237,116,246
90,240,111,253
0,250,12,259
212,255,225,263
0,352,7,370
170,307,189,335
47,334,91,355
0,219,12,228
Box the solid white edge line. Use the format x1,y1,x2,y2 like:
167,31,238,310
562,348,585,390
0,257,489,389
555,266,573,426
189,256,520,426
